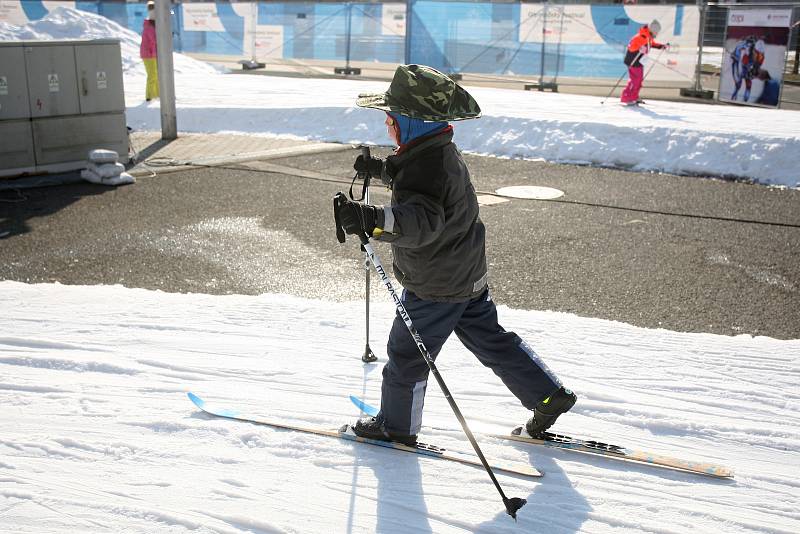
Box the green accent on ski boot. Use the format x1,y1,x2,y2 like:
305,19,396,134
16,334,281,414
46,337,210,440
526,387,577,437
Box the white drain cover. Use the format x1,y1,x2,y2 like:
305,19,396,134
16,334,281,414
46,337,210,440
495,186,564,200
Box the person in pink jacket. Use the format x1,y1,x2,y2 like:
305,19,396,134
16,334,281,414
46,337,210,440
140,1,158,101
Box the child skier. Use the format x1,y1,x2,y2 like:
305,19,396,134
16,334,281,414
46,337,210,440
621,19,669,106
333,64,576,445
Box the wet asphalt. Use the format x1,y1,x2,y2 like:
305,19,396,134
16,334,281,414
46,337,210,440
1,146,799,339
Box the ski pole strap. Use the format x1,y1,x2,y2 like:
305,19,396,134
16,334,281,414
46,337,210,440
333,192,347,244
349,145,372,201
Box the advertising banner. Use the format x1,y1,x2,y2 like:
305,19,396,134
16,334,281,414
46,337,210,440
381,3,406,37
183,3,225,33
718,9,793,107
0,0,27,25
518,4,699,82
252,25,284,59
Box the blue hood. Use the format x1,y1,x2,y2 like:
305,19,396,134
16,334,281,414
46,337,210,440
389,112,448,145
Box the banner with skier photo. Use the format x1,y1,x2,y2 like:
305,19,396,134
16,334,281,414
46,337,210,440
718,8,793,108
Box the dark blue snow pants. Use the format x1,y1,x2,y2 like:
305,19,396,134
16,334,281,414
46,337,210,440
379,287,562,436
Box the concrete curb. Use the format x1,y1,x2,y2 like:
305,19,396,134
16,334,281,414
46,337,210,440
0,141,355,190
128,141,353,177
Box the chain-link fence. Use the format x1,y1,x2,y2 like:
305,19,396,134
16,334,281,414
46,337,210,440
4,1,799,104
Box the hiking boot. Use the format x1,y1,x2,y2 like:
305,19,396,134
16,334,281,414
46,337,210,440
352,415,417,446
525,387,577,437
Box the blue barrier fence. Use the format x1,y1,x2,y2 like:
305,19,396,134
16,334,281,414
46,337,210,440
7,1,702,82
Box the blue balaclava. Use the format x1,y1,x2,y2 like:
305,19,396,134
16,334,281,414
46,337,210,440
389,112,448,145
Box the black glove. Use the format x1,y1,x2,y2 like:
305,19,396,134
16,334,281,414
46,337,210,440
336,197,381,237
354,155,384,177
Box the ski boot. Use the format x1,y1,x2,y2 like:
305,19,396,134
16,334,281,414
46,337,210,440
525,387,577,437
352,414,417,446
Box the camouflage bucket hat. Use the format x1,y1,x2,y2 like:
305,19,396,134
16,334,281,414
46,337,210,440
356,64,481,121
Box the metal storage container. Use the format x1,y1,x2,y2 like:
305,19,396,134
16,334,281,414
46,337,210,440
24,42,81,118
0,120,36,175
75,41,125,115
0,45,31,120
0,39,128,177
32,112,128,167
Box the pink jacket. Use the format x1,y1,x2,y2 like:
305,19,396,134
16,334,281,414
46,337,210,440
140,20,157,58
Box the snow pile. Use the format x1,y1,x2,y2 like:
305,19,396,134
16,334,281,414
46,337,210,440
123,73,800,186
0,281,798,533
0,6,217,76
1,19,46,41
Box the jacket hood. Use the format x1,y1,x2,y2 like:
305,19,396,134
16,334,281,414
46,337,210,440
389,112,448,145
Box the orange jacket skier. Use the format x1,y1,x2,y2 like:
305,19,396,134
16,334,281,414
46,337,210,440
621,20,668,106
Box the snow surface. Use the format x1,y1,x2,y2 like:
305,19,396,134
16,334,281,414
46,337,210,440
1,282,799,533
2,8,800,533
2,7,799,187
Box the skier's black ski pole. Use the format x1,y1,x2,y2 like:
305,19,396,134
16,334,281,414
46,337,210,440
642,47,666,85
353,146,378,363
333,192,527,520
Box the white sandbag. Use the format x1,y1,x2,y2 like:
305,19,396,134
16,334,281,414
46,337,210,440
104,172,135,186
88,149,119,164
81,168,135,186
81,168,103,184
88,161,126,178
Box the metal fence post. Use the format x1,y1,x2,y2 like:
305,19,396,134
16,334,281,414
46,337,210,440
538,2,547,88
680,0,714,99
240,2,265,70
525,1,558,92
335,3,361,74
405,0,414,64
250,3,257,63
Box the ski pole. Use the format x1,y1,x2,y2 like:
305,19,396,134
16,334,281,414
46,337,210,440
601,49,643,105
642,47,666,84
357,146,378,363
333,192,527,520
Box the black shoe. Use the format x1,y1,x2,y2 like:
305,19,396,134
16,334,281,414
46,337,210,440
525,387,577,437
352,415,417,446
636,98,645,104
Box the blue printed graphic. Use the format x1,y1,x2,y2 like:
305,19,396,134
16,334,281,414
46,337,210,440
674,5,683,36
20,0,46,21
590,5,636,47
6,1,689,79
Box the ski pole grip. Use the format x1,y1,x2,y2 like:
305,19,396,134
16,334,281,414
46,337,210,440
359,145,372,180
333,192,347,244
